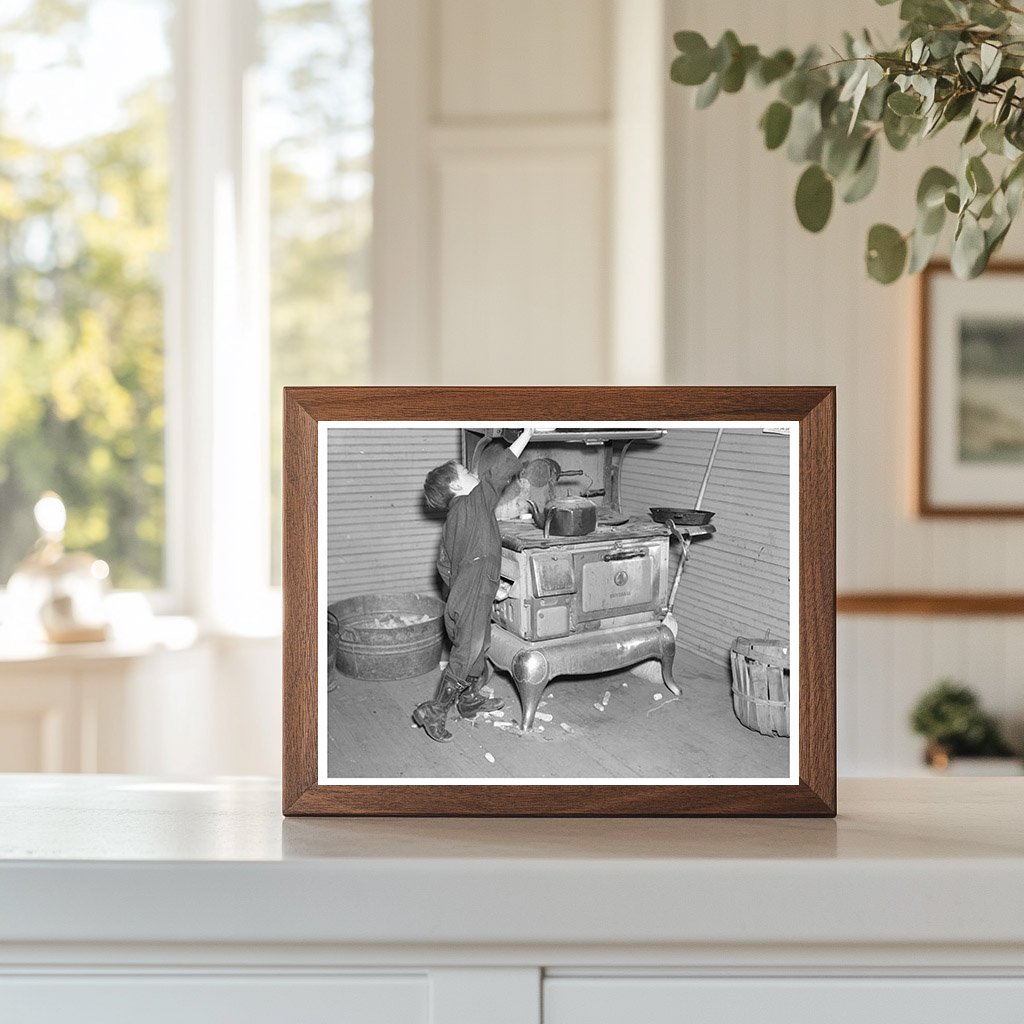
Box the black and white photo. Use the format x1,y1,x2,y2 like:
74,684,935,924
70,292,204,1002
318,421,798,785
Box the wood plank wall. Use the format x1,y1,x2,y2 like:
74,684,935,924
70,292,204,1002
325,427,461,603
666,0,1024,773
620,429,790,666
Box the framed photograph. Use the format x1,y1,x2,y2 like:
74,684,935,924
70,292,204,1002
918,261,1024,516
283,387,835,816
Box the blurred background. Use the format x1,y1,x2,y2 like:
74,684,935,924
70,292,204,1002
0,0,1020,778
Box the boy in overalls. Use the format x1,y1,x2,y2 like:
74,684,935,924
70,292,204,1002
415,427,535,742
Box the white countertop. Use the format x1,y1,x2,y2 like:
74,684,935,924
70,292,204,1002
1,775,1022,950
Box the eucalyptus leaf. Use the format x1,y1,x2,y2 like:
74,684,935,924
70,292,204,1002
1003,157,1024,216
1006,172,1024,218
860,80,892,122
951,211,986,278
913,75,936,111
820,85,841,126
888,90,921,115
962,115,983,145
970,2,1009,30
920,200,946,235
866,223,908,283
694,73,721,109
822,128,864,178
917,166,957,210
754,49,795,87
884,106,921,150
942,92,974,122
787,100,823,162
710,31,740,73
779,73,807,106
922,103,946,137
944,190,960,213
721,44,759,93
980,42,1002,86
760,101,793,150
671,35,713,87
842,137,880,203
995,82,1017,124
795,164,834,232
908,221,942,273
967,154,995,195
981,122,1005,155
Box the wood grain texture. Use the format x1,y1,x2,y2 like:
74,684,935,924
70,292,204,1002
282,387,836,817
838,592,1024,616
282,391,319,813
916,260,1024,518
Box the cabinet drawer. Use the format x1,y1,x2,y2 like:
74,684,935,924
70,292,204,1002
0,973,427,1024
544,977,1024,1024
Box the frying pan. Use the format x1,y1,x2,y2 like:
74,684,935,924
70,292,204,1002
650,506,715,527
649,427,723,527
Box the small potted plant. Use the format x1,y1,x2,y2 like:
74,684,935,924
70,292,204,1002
910,680,1018,772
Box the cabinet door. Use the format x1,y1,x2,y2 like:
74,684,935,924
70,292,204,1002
544,977,1024,1024
0,974,427,1024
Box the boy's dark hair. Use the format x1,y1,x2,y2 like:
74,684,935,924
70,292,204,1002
424,460,460,511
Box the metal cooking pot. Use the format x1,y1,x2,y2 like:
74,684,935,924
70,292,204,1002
529,497,598,538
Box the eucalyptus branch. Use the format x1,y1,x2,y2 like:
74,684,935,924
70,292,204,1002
670,2,1024,283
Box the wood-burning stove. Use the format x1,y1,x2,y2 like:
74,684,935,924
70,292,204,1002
466,428,715,731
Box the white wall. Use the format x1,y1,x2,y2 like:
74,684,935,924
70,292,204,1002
373,0,666,386
664,0,1024,773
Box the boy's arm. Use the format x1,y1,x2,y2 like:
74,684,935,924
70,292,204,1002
508,427,534,459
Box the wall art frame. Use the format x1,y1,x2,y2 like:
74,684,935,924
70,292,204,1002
282,386,836,817
917,260,1024,517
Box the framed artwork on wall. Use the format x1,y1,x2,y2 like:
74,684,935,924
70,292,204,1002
918,261,1024,517
282,387,836,816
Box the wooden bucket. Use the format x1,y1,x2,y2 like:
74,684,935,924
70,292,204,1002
730,638,790,738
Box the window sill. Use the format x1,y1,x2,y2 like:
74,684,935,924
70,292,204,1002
0,615,201,666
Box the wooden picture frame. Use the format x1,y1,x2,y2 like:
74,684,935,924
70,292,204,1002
283,387,836,816
917,261,1024,517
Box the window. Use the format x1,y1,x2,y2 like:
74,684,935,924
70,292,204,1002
0,0,373,617
0,0,173,589
261,0,373,581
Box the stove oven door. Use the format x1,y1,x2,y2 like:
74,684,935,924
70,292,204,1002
574,540,666,623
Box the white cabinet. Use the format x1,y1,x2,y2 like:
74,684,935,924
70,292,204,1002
544,977,1024,1024
1,777,1022,1024
1,975,428,1024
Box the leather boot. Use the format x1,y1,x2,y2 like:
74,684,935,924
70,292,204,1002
412,670,462,742
456,665,504,718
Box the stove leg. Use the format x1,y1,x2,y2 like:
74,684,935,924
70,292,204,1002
519,679,548,732
510,650,550,732
658,625,681,696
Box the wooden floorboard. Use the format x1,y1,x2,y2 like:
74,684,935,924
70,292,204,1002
326,650,789,781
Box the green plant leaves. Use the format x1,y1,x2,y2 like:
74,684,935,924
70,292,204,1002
967,154,995,196
866,224,907,283
952,211,987,278
795,164,834,232
759,102,792,150
888,90,921,115
981,121,1006,155
753,49,795,87
671,31,713,86
668,11,1024,284
917,166,957,210
842,137,880,202
970,2,1009,30
787,100,823,162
